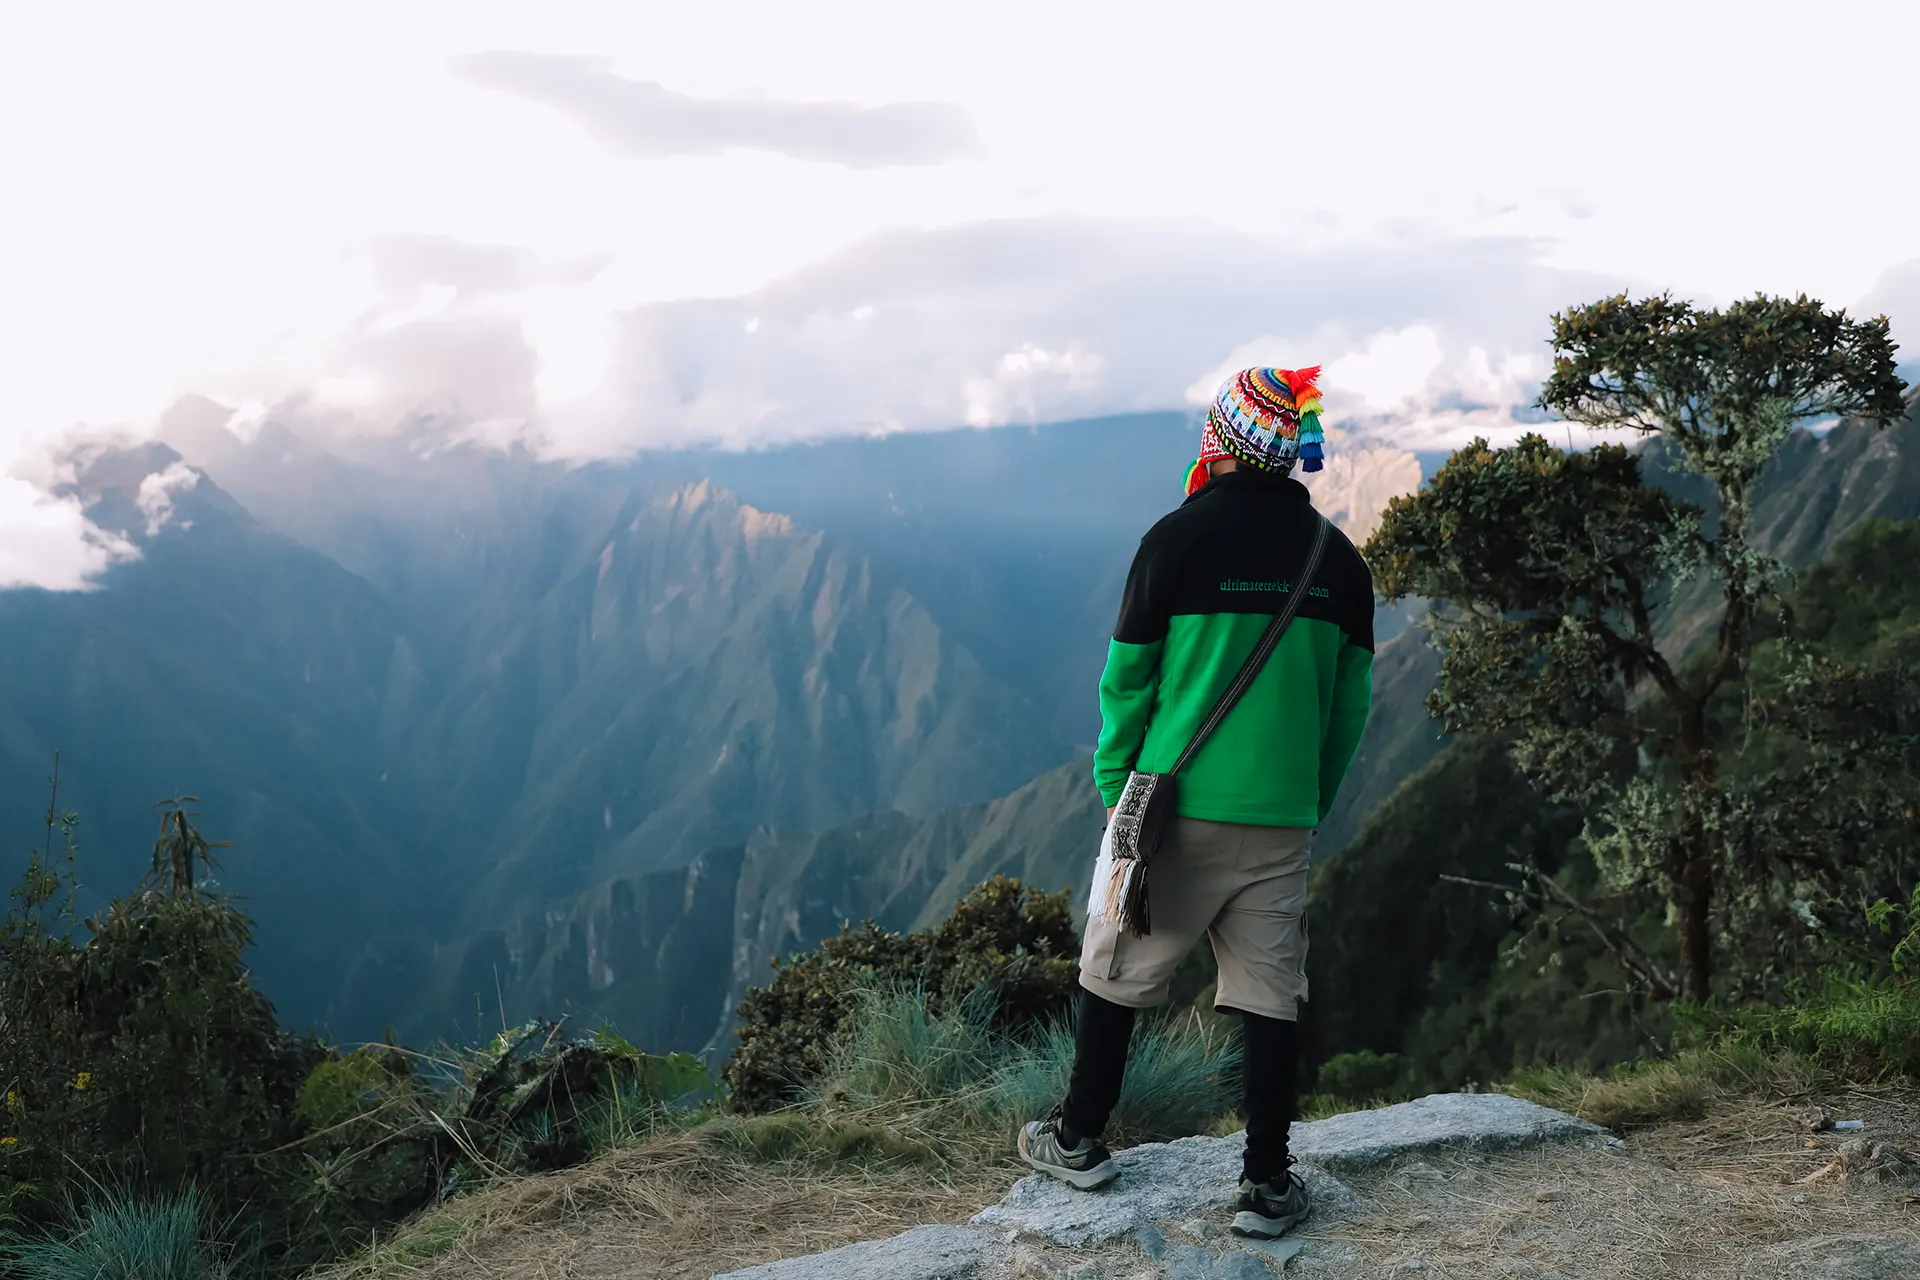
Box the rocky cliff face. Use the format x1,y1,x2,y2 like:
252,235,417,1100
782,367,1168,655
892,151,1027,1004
361,757,1105,1053
6,422,1069,1040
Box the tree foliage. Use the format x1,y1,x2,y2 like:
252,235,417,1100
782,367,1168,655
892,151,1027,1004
1368,434,1698,807
1712,519,1920,988
1368,292,1908,1004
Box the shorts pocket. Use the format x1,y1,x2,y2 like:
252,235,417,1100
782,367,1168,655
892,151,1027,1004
1081,912,1124,980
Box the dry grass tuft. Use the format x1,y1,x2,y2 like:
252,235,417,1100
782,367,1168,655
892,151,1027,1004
1309,1087,1920,1280
1504,1041,1833,1130
308,1112,1021,1280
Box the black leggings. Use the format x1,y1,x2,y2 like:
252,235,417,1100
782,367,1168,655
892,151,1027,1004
1059,987,1300,1185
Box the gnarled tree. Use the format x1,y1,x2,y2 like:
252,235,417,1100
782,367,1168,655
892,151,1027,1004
1367,294,1906,1004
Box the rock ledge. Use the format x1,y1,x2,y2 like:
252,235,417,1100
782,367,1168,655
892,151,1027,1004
716,1093,1607,1278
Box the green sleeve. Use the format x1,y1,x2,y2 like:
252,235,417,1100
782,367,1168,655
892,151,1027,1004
1318,640,1374,822
1094,637,1163,806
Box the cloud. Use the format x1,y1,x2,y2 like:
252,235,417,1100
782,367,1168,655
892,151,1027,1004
2,217,1628,590
0,474,137,591
452,52,982,168
324,315,541,431
961,344,1106,429
562,219,1619,457
136,460,201,536
364,234,610,301
1858,259,1920,381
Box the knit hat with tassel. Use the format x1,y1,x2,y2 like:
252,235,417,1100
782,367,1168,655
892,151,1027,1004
1183,366,1325,496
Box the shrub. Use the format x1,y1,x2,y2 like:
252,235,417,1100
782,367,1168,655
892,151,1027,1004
282,1018,717,1260
0,800,321,1255
1867,884,1920,975
1,787,718,1277
1504,1039,1830,1130
1310,1050,1414,1108
724,877,1079,1113
1719,978,1920,1079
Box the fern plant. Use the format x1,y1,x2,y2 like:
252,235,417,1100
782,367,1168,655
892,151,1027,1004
1868,884,1920,974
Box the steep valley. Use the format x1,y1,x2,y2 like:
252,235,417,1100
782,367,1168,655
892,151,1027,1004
3,401,1912,1055
1,424,1073,1038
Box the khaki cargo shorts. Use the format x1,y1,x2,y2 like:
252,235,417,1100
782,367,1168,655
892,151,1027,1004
1080,816,1312,1021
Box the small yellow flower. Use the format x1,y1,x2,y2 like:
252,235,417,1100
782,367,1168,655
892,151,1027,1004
0,1136,17,1148
73,1073,91,1092
3,1091,17,1112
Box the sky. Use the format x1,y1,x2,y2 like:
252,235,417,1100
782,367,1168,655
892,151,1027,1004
3,0,1919,588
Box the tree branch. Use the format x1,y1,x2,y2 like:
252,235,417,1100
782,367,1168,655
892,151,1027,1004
1441,869,1679,1001
1620,572,1684,703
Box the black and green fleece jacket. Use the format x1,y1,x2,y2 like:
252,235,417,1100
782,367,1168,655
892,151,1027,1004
1094,468,1375,827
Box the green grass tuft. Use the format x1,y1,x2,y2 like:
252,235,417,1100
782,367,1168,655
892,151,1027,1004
830,983,999,1110
989,1013,1241,1144
816,984,1241,1146
0,1186,221,1280
704,1114,942,1169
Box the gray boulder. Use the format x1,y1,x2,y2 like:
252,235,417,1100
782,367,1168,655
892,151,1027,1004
722,1095,1605,1273
1757,1236,1920,1280
974,1132,1361,1247
975,1092,1600,1247
710,1223,996,1280
1289,1092,1606,1173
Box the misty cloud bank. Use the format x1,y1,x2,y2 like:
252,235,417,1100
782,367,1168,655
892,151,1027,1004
6,217,1630,591
453,52,983,168
351,218,1618,457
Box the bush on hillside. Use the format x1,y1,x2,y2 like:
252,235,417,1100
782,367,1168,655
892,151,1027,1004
1311,1050,1414,1105
0,797,321,1250
1697,885,1920,1081
1302,736,1635,1092
724,877,1079,1113
1,785,716,1276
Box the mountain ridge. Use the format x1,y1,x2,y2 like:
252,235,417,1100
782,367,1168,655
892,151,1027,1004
5,425,1070,1039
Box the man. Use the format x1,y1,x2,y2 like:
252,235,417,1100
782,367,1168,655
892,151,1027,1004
1018,366,1375,1240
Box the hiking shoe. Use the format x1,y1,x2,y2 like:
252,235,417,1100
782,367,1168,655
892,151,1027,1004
1017,1115,1118,1189
1231,1170,1311,1238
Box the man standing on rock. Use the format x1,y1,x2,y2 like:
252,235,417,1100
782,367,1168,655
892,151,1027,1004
1018,366,1375,1240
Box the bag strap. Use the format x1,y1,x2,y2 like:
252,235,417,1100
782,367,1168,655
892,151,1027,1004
1169,513,1332,777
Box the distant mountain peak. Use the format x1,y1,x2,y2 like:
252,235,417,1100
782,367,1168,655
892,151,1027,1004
654,478,797,542
52,440,255,544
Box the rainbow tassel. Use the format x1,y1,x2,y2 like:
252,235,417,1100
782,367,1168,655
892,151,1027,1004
1288,367,1326,472
1183,457,1210,496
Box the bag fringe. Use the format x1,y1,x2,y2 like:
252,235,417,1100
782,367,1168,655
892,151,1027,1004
1098,856,1132,925
1119,858,1151,938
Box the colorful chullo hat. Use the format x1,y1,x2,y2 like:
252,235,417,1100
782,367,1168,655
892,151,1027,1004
1183,366,1325,496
